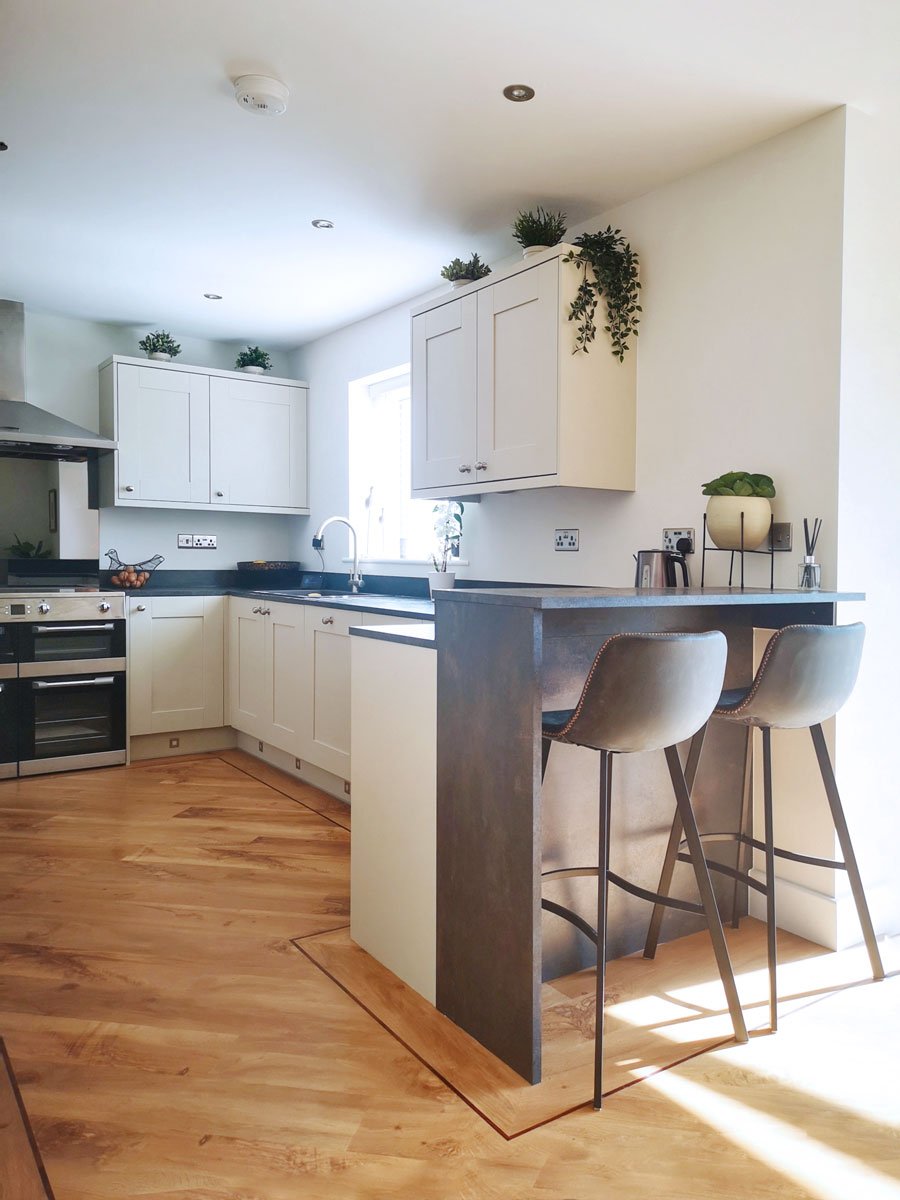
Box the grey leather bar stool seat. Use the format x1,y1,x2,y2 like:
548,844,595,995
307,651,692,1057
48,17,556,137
541,631,749,1111
644,622,884,1034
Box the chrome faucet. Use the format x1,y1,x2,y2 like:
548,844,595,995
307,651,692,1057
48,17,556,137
312,516,363,593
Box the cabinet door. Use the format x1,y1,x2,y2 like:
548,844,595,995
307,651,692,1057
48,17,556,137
116,364,210,503
411,295,477,490
476,261,559,483
266,601,305,756
129,596,224,734
209,378,308,510
301,606,359,778
227,598,267,739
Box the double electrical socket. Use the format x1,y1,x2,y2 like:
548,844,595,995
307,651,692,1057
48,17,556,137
554,528,579,551
662,528,695,554
177,533,217,549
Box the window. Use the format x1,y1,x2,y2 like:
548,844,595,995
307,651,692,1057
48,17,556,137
348,366,435,561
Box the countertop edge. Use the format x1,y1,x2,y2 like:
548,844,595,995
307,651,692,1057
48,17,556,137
350,623,436,648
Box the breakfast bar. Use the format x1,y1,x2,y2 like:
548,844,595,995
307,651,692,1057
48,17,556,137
432,585,862,1084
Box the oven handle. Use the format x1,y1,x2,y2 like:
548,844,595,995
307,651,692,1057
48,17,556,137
33,624,116,634
32,676,116,689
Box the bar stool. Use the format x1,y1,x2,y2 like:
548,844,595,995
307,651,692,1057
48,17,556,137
644,622,884,1034
541,630,749,1111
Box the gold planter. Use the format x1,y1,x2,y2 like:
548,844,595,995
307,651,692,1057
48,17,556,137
705,495,772,551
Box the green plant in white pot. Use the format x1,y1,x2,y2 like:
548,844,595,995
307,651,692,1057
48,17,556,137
429,501,463,596
512,206,567,257
235,345,272,374
702,470,776,550
440,254,491,288
138,330,181,361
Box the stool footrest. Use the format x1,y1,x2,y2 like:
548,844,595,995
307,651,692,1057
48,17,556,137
680,833,851,873
541,898,598,946
607,870,706,915
676,851,768,895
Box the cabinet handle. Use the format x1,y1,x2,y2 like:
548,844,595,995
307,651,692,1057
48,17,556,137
124,484,135,492
475,460,487,471
252,606,262,614
135,604,146,612
321,616,334,625
215,490,224,498
264,607,271,615
458,464,472,473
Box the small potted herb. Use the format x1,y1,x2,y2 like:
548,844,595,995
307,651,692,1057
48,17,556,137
440,254,491,289
563,226,641,360
235,346,273,374
702,470,776,550
512,206,567,257
138,330,181,361
429,501,463,595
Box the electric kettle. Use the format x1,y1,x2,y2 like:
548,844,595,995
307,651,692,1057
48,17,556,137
634,549,690,588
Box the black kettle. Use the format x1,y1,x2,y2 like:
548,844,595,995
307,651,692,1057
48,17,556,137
634,549,690,588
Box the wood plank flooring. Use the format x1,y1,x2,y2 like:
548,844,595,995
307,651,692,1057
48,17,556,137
0,751,898,1199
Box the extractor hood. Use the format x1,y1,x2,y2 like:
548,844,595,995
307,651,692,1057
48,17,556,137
0,299,117,461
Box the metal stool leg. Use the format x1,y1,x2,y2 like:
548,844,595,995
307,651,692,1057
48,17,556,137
762,727,778,1032
730,724,754,929
643,726,708,959
594,749,612,1109
664,745,748,1044
809,723,885,981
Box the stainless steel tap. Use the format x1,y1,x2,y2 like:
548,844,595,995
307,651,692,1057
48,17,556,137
312,517,363,593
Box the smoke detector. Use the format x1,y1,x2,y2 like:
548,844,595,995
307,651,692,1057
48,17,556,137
233,75,289,116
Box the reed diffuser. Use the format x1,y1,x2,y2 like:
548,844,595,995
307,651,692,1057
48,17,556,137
799,517,822,589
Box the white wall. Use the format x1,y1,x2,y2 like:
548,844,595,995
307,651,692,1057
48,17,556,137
292,110,846,591
10,308,302,568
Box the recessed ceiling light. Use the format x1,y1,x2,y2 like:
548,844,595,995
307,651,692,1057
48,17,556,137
503,84,535,103
0,142,8,152
203,293,223,300
311,218,334,229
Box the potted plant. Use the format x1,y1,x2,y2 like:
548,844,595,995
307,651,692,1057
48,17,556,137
512,206,567,257
235,346,273,374
563,226,641,360
138,330,181,361
702,470,776,550
440,254,491,289
429,500,463,595
5,534,52,559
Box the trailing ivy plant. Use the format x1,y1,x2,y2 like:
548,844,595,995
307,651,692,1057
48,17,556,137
235,345,273,370
512,206,567,249
138,330,181,357
563,227,641,360
440,253,491,282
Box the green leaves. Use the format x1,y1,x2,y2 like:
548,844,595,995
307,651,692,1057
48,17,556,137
235,345,272,370
138,330,181,357
440,254,492,282
5,534,52,559
701,471,777,498
563,226,641,360
512,206,567,249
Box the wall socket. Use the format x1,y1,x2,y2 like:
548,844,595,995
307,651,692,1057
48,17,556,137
178,533,217,549
554,528,579,551
771,521,792,551
662,528,695,554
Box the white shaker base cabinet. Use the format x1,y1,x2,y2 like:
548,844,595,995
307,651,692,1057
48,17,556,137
128,595,225,734
350,633,436,1003
98,356,309,514
227,598,304,756
411,244,636,498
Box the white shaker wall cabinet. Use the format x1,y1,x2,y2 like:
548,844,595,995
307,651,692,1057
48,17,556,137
410,245,636,498
98,357,309,514
128,595,225,734
227,598,305,755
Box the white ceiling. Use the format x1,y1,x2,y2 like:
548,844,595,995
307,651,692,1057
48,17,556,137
1,0,898,347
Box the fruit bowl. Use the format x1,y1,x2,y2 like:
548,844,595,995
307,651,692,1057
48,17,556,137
106,549,165,589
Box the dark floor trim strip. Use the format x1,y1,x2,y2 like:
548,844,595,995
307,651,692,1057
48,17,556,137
0,1036,56,1199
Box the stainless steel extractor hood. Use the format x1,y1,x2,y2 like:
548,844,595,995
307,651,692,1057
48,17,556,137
0,299,117,461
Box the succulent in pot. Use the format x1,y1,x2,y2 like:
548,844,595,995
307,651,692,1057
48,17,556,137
702,470,776,550
512,206,567,256
235,345,273,373
138,330,181,360
440,253,491,287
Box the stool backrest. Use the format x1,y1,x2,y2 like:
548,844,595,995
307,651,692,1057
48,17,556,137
559,631,727,754
723,622,865,729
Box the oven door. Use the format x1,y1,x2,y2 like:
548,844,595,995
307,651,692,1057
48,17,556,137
18,671,126,775
0,676,17,778
19,619,126,668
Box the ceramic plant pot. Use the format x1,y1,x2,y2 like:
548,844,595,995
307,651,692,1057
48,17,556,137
705,495,772,551
428,571,456,596
522,245,549,258
240,365,266,374
449,279,474,290
148,351,172,361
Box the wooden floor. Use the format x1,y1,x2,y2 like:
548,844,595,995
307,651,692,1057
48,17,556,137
0,752,898,1199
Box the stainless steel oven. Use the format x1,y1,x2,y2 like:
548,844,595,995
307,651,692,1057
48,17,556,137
0,592,127,777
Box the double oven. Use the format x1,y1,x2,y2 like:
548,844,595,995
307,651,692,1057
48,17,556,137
0,592,126,777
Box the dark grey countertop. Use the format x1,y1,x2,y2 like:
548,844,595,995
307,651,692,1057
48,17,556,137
434,585,864,610
349,622,436,648
119,585,435,619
